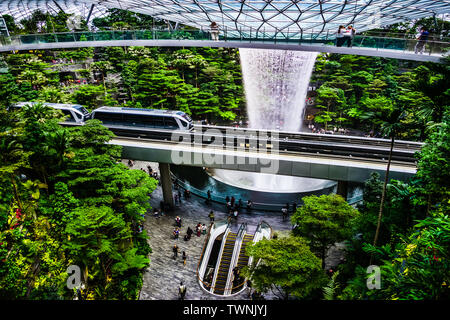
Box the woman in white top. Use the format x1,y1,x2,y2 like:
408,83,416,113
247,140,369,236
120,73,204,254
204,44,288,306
336,25,345,47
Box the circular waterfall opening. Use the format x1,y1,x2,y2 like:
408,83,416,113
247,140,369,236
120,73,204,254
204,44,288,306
208,48,336,194
209,169,336,193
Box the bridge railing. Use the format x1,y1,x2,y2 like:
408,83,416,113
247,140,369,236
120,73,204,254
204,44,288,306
0,28,448,57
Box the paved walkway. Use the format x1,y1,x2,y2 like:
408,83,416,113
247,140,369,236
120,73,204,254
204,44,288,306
126,160,345,300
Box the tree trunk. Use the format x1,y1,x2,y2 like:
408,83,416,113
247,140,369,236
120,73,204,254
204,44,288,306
102,72,106,96
321,245,326,269
371,134,395,264
10,174,22,211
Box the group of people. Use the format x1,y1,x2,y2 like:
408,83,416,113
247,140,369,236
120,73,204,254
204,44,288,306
172,244,187,266
336,25,356,47
224,196,251,222
173,218,207,241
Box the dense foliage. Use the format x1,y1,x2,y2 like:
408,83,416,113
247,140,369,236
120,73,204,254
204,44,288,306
1,10,449,301
311,54,449,140
0,104,157,299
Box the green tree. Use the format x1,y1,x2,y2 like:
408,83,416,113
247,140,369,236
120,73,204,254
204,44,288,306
244,235,326,299
372,107,407,262
414,115,450,215
314,86,346,130
291,194,359,268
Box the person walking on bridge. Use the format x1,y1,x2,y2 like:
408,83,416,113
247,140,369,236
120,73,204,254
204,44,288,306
210,22,219,41
415,27,429,54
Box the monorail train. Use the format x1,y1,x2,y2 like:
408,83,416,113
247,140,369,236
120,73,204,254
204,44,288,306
91,106,194,131
9,102,194,132
10,102,90,123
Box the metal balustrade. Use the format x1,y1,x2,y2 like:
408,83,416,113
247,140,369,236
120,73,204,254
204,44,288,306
0,28,448,58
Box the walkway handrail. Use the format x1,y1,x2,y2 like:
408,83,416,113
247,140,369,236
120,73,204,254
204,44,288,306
0,29,448,58
196,220,233,294
236,222,247,240
3,28,449,42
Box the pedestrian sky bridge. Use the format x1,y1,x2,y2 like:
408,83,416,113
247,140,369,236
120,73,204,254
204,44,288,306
0,29,447,62
1,1,449,37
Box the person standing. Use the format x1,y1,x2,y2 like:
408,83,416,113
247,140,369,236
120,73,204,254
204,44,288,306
186,226,193,240
210,22,219,41
208,210,215,223
415,27,429,54
336,25,345,47
246,200,253,213
344,25,356,47
196,223,202,237
281,207,288,221
179,282,187,300
202,223,207,235
207,190,212,204
173,244,179,259
182,251,187,266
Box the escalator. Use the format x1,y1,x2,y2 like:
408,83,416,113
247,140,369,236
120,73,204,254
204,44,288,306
230,233,254,294
213,231,237,294
236,233,254,270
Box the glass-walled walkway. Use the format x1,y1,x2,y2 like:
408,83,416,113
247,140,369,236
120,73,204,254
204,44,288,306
0,28,447,62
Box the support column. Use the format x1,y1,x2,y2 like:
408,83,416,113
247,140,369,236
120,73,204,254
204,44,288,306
159,163,174,209
337,180,348,200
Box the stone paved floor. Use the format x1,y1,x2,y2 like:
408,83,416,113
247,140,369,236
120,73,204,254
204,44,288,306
125,160,345,300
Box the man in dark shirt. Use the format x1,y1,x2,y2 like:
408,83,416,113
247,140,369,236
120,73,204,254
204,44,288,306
415,27,429,54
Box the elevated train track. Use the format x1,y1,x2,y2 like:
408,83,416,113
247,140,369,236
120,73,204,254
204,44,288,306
67,123,421,166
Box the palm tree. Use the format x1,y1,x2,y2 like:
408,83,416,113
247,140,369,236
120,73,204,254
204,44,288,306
370,107,406,264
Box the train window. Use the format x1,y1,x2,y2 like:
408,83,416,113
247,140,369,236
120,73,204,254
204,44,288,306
94,112,123,123
126,114,147,126
143,115,164,127
61,109,75,122
164,117,178,129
